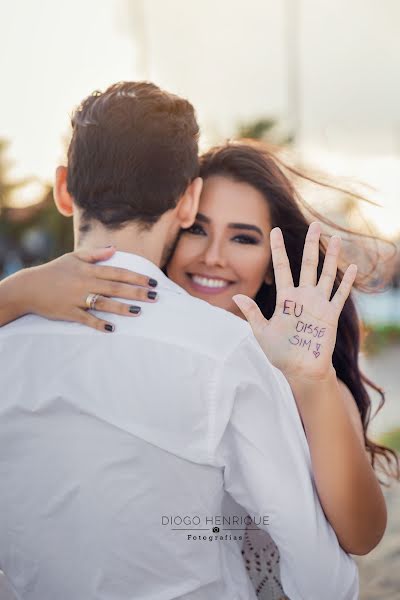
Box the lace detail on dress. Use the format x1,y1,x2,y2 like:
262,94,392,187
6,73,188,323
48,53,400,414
241,523,290,600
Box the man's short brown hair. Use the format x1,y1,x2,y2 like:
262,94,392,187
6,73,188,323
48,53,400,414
67,81,199,229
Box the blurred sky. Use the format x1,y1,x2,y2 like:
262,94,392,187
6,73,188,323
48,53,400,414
0,0,399,237
0,0,135,187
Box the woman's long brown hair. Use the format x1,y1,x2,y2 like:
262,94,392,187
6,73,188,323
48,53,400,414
199,140,399,484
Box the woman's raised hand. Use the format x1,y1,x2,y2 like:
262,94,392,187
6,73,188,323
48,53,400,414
22,246,159,332
233,222,357,381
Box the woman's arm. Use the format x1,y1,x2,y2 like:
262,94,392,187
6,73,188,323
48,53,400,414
288,371,386,555
0,246,159,331
234,222,387,556
0,267,30,326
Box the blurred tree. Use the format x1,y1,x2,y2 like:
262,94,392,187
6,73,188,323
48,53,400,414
0,138,30,211
1,186,73,273
236,117,293,145
392,238,400,289
0,139,73,277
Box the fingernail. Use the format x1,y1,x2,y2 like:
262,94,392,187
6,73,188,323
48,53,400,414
129,305,141,314
147,291,157,300
148,278,158,288
104,323,115,332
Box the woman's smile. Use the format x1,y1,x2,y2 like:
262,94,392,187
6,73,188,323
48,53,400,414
186,272,235,294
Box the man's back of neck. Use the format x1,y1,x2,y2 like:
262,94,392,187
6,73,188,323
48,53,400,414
75,219,168,268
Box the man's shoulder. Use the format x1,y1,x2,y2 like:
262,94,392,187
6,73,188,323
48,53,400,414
0,313,83,333
0,292,254,361
159,291,253,358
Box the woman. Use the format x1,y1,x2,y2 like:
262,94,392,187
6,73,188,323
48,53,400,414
1,140,398,599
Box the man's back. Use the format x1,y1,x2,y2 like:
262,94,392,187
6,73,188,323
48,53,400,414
0,252,260,599
0,253,358,600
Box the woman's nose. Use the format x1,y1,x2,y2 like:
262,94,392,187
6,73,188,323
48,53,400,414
202,239,227,267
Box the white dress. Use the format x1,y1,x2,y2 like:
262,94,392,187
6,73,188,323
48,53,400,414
242,524,290,600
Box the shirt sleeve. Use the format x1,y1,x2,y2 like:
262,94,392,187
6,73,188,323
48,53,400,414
213,334,359,600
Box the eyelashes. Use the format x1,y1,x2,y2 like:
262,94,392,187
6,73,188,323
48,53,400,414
185,223,206,236
232,235,259,245
184,223,260,246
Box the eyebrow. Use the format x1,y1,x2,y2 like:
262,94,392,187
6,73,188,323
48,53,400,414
196,212,264,237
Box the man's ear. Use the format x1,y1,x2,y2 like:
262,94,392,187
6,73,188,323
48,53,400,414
175,177,203,228
54,166,74,217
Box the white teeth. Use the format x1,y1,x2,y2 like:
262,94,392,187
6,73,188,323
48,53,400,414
192,275,229,289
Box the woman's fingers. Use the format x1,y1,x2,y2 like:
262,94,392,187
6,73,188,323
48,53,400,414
317,235,341,298
93,265,157,289
270,228,294,290
75,246,116,263
232,294,268,341
76,249,159,298
299,222,321,287
70,309,117,333
68,252,160,306
93,281,158,303
90,296,142,317
330,264,358,312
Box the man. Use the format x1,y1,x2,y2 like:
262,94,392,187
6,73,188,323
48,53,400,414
0,81,358,599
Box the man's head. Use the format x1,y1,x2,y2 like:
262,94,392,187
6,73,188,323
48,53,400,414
54,81,202,261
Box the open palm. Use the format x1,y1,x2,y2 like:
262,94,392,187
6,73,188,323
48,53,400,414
233,222,357,381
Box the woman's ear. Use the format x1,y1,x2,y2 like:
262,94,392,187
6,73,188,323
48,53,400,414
54,166,74,217
176,177,203,228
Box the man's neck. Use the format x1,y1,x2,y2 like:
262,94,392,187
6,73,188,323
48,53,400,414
74,220,168,267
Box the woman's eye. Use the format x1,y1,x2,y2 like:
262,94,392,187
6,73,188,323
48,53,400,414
184,223,206,236
232,234,259,245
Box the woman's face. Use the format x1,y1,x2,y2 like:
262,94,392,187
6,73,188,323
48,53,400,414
167,175,272,316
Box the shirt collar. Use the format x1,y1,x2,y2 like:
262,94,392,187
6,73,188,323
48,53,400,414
98,250,188,296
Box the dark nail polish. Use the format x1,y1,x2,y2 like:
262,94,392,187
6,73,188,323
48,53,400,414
148,278,158,288
104,323,115,332
147,290,157,300
129,305,141,314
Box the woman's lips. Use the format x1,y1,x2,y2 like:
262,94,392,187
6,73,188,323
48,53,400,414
186,273,234,295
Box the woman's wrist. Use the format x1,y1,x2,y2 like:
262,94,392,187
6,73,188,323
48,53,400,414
285,366,339,423
0,267,36,326
286,365,337,389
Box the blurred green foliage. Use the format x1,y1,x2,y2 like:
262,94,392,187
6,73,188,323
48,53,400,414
379,428,400,452
0,139,30,209
0,138,73,275
363,324,400,355
236,117,293,145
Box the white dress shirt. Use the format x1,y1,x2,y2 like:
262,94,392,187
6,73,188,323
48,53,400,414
0,251,358,600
